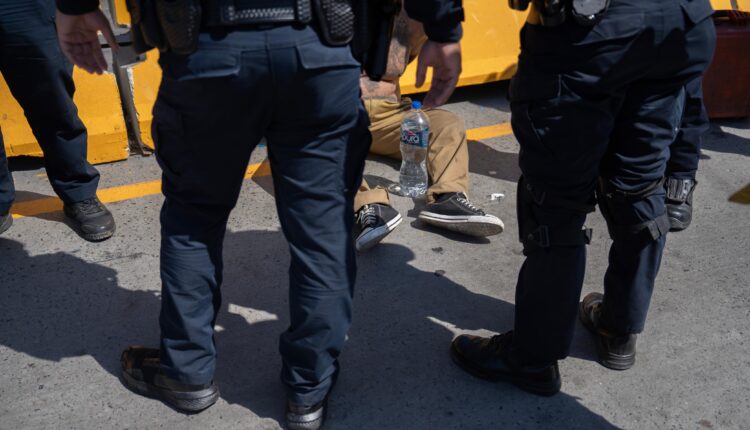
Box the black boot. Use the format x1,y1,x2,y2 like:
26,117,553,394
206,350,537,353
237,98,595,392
120,346,220,413
579,293,637,371
0,211,12,235
665,177,695,232
63,197,116,241
450,331,561,396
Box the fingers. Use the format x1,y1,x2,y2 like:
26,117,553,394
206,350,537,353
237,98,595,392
96,11,119,52
415,54,428,89
423,73,459,108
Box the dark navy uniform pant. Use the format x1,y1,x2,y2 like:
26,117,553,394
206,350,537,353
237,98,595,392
153,25,369,405
667,77,709,180
509,0,715,365
0,0,100,215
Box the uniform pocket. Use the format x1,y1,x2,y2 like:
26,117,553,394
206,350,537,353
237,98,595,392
568,11,645,46
296,39,361,70
681,0,714,25
152,101,187,179
159,48,241,81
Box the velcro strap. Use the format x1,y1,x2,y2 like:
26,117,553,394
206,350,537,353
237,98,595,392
524,225,593,251
608,213,670,241
665,178,695,202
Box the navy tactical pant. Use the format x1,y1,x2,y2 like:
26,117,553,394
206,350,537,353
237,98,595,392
667,77,709,180
0,0,100,215
509,0,715,365
153,25,369,405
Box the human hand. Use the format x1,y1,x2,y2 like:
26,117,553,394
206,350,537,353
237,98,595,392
415,40,461,108
56,9,118,74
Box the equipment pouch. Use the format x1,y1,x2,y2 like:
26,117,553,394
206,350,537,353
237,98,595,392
313,0,356,46
352,0,399,81
155,0,202,55
571,0,609,26
126,0,167,52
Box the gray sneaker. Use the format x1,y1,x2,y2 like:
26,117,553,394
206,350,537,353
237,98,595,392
418,192,504,237
354,203,402,252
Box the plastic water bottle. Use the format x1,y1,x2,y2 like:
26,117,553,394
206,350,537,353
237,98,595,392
399,101,429,198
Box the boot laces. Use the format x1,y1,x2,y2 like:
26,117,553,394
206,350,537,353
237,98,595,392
77,198,104,215
487,331,513,355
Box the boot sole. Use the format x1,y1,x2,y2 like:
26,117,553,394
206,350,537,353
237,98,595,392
63,216,116,242
121,371,219,413
578,301,635,371
450,344,560,396
355,213,402,252
668,216,690,232
286,404,327,430
418,213,504,237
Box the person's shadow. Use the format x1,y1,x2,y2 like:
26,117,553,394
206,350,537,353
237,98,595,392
0,238,161,381
0,230,617,429
215,230,619,429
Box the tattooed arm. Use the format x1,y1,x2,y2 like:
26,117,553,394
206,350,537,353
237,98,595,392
360,10,426,102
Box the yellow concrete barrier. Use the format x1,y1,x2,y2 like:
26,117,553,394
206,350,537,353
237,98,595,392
0,68,129,164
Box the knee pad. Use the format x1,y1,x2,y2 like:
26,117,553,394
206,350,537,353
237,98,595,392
597,178,671,242
517,176,595,256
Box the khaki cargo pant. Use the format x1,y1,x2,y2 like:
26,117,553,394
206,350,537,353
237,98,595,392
354,97,469,210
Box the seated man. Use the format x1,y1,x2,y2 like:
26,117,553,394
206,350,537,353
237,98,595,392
354,11,503,251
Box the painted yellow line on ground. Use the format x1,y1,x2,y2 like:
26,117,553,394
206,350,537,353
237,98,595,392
466,122,513,141
729,183,750,204
11,122,513,219
12,161,272,219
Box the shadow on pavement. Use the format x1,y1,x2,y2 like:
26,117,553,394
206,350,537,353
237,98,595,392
702,122,750,157
0,238,161,380
215,230,619,429
0,230,618,429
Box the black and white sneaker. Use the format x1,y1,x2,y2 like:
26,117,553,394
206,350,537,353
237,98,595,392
354,203,402,252
418,192,504,237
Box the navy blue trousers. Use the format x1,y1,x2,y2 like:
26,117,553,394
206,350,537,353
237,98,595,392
667,77,709,180
509,0,715,365
153,25,369,405
0,0,100,214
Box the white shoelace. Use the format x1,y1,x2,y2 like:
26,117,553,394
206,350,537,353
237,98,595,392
456,195,483,214
358,205,378,227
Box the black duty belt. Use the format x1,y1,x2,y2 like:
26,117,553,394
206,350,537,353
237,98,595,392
203,0,312,27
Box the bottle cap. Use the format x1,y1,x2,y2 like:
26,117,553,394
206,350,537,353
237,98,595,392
411,101,422,110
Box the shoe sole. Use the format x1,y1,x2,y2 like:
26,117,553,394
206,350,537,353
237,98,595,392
449,344,561,396
578,301,635,371
355,213,403,252
63,215,116,242
121,371,219,413
668,216,690,232
286,404,327,430
418,213,504,237
0,215,12,235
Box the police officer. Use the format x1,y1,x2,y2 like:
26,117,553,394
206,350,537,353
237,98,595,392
666,77,709,231
0,0,115,241
55,0,463,428
450,0,715,395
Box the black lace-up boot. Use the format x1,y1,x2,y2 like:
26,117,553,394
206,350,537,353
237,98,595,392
63,197,116,241
451,331,561,396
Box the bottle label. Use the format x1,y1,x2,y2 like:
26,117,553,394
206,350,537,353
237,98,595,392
401,129,429,148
